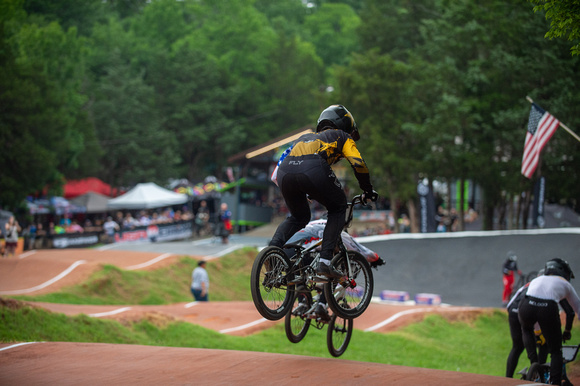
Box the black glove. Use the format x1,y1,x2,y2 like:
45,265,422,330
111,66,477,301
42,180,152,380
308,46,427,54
362,190,379,204
563,330,572,342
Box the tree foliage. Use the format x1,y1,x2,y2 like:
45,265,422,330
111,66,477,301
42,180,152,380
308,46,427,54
528,0,580,56
1,0,578,229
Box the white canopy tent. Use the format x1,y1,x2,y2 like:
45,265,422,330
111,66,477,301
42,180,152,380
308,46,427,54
107,182,188,210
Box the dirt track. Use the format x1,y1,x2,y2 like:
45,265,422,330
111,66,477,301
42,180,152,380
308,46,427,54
0,248,561,384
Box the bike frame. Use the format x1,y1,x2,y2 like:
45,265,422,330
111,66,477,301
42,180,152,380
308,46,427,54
283,195,366,288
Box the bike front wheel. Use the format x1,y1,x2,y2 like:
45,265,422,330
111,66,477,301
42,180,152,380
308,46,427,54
285,291,312,343
324,251,374,319
250,246,294,320
327,313,353,357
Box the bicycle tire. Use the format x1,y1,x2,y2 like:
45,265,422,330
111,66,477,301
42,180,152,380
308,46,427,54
250,246,294,320
526,362,546,383
326,313,353,357
324,250,374,319
285,291,312,343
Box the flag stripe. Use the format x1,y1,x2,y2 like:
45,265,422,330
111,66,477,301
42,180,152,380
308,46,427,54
521,105,559,179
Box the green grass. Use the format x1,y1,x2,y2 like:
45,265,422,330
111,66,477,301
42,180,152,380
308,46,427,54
3,299,579,377
13,248,256,305
4,246,580,378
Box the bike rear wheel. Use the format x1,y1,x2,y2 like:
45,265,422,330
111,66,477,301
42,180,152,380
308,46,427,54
324,251,373,319
285,291,312,343
250,246,294,320
327,313,353,357
526,362,547,383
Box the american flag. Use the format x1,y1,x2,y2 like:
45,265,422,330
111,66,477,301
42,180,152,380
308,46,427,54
521,103,560,179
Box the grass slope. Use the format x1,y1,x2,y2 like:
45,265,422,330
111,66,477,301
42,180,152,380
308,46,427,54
13,248,256,304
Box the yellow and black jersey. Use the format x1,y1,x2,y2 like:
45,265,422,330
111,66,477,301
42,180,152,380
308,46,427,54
286,129,372,192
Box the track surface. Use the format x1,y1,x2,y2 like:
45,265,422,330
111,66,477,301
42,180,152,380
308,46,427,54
1,227,579,384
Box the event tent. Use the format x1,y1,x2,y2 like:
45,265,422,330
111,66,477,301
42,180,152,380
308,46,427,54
107,182,188,210
70,192,111,213
64,177,116,199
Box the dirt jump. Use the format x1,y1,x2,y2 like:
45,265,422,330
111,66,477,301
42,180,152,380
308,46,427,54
0,248,569,385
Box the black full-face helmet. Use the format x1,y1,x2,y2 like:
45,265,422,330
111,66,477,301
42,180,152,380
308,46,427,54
316,104,360,141
544,258,575,281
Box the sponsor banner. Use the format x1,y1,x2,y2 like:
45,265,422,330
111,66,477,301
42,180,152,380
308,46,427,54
414,293,442,305
380,290,410,302
532,176,546,228
417,182,437,233
356,211,388,222
114,221,193,243
52,233,100,249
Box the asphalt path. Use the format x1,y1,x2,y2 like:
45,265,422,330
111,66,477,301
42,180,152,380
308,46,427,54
101,227,580,308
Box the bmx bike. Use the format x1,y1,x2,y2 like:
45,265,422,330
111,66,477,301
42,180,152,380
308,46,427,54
512,271,539,297
285,286,353,357
517,343,579,385
250,194,376,321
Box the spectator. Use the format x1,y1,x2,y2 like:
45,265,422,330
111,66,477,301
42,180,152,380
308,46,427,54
502,251,522,306
195,200,210,236
137,210,151,226
216,202,232,244
25,223,37,250
103,216,120,243
3,216,21,257
83,219,95,232
398,214,411,233
123,213,138,229
66,220,84,233
35,223,47,249
191,260,209,301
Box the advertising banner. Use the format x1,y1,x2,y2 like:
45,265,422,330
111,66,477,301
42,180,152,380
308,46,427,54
52,233,101,249
113,220,193,243
417,182,437,233
532,176,546,228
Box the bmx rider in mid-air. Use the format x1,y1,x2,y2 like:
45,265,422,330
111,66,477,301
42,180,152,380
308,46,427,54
269,104,378,287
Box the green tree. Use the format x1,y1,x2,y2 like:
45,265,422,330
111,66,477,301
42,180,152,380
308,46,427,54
528,0,580,56
302,3,361,68
1,1,99,208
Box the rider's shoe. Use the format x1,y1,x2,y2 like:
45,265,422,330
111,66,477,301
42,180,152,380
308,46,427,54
315,303,330,322
293,302,308,316
316,262,343,279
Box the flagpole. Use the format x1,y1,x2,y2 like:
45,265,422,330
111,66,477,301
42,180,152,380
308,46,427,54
525,96,580,143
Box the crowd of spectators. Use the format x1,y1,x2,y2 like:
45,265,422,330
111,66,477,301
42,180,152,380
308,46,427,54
19,207,195,250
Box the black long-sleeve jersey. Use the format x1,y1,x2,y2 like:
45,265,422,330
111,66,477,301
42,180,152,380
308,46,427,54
286,129,373,192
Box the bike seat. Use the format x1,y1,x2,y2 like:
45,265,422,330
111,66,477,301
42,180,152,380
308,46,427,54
283,242,303,250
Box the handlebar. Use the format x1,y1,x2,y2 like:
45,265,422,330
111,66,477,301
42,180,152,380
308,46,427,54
345,193,379,229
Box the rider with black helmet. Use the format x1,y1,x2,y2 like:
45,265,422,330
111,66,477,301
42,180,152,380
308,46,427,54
269,105,377,285
518,258,580,385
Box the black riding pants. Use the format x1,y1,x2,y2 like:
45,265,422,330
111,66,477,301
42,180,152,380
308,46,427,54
270,155,347,262
518,296,563,385
506,308,548,377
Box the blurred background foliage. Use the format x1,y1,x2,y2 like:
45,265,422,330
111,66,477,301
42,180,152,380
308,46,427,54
1,0,578,228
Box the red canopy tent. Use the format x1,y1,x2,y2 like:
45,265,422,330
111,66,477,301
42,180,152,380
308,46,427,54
64,178,117,199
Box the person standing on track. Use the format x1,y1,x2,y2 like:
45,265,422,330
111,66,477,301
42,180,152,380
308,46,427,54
502,251,522,306
518,258,580,385
191,260,210,301
505,269,561,378
269,104,377,282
